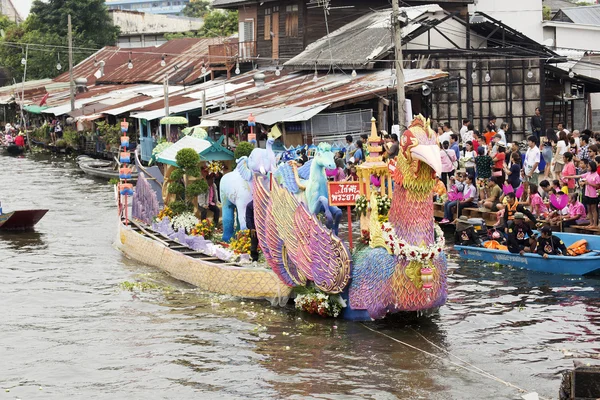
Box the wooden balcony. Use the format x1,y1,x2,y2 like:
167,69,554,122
208,41,257,65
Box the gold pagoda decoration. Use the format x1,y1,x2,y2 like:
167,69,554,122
356,117,393,200
356,118,394,231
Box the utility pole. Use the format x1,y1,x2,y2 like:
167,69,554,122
392,0,407,129
163,72,169,141
21,44,31,150
68,14,75,112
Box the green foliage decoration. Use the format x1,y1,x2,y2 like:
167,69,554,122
169,200,193,215
175,148,201,170
169,168,184,182
234,141,255,160
168,182,185,197
186,179,209,197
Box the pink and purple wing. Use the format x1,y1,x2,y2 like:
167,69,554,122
254,178,306,286
294,204,351,294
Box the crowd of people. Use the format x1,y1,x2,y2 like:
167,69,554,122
437,116,600,256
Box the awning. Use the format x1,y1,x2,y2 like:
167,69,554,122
254,104,330,125
199,118,220,127
24,105,49,114
156,136,212,166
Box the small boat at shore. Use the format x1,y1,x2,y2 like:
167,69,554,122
78,155,138,181
1,144,25,156
0,209,48,231
455,232,600,276
116,218,292,302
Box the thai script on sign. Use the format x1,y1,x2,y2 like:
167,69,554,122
328,182,361,206
494,254,528,265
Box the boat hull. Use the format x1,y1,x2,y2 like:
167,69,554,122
117,222,292,302
455,232,600,276
0,209,48,231
79,162,138,181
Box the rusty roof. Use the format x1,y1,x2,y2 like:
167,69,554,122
53,38,231,86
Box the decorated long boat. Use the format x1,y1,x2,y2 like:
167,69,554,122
116,116,449,320
117,218,292,302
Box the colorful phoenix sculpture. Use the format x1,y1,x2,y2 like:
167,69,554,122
254,116,447,320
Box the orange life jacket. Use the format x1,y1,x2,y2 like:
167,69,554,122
506,201,519,220
484,240,508,251
567,239,588,256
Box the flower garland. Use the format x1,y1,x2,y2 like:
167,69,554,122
171,212,199,234
380,223,445,261
294,292,346,318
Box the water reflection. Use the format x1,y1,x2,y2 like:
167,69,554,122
0,231,48,252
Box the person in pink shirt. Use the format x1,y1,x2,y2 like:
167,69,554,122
528,183,548,218
580,160,600,228
561,152,577,193
440,140,457,187
560,192,586,227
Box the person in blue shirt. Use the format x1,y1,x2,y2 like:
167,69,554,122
353,140,364,164
450,134,460,160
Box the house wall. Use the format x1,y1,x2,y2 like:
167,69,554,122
408,56,541,141
257,1,306,62
469,0,543,43
238,4,258,42
543,22,600,52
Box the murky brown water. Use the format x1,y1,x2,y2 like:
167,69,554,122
1,152,598,399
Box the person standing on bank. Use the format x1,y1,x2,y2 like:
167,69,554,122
531,107,543,141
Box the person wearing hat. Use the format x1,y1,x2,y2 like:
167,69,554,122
454,215,483,246
507,212,536,255
534,225,568,258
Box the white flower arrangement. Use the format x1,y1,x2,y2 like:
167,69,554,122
171,212,199,234
380,222,445,262
376,194,392,215
355,195,368,216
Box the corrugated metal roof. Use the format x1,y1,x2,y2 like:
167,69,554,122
285,5,443,69
54,38,229,87
555,5,600,25
131,99,205,121
201,68,447,123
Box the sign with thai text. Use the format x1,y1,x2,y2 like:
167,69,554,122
328,182,361,206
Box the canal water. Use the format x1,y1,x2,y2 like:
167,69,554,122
1,152,598,399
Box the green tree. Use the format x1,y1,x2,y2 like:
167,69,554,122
0,0,119,84
182,0,211,18
200,10,239,37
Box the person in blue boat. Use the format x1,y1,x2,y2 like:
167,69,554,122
507,212,536,255
454,216,483,247
534,225,568,258
503,192,538,227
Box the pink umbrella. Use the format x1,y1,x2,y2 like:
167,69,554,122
448,192,464,201
550,193,569,210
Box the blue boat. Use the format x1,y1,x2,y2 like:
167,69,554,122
455,232,600,276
